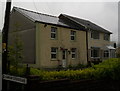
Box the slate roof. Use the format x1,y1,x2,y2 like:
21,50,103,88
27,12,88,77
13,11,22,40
13,7,112,34
13,7,73,29
59,14,112,34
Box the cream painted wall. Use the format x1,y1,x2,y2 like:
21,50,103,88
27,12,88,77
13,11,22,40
33,22,87,68
88,31,110,49
87,30,111,61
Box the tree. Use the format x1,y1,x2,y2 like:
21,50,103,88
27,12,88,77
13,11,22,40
8,31,23,72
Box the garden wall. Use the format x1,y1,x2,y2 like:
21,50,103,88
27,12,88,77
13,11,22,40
25,78,120,91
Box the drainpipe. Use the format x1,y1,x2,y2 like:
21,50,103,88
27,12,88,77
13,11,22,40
86,29,89,65
109,49,111,58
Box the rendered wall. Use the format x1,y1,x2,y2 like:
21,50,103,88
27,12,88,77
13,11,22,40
8,8,36,64
30,23,87,68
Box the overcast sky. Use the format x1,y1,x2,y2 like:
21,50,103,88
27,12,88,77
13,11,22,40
0,1,118,42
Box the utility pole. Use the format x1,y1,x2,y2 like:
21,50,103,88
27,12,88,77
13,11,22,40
2,0,11,90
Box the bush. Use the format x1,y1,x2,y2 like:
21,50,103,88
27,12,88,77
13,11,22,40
10,66,26,76
10,58,120,80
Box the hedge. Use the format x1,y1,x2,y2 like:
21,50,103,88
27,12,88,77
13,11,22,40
29,58,120,81
9,58,120,80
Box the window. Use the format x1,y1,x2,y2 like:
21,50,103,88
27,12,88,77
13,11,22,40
71,48,76,59
51,47,58,59
91,47,100,57
104,50,109,57
51,27,57,39
91,30,99,39
104,34,109,41
71,30,76,41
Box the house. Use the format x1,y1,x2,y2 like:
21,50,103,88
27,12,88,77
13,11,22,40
116,46,120,58
58,14,115,63
8,7,115,69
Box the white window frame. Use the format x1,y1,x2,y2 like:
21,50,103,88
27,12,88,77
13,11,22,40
71,48,76,59
70,30,76,41
51,27,57,39
51,47,58,59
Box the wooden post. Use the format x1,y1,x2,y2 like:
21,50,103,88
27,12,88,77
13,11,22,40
2,0,11,91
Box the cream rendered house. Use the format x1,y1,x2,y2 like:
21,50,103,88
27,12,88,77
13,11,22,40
8,7,114,69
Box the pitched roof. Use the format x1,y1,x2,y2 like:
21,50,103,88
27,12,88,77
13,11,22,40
59,14,112,34
13,7,78,30
13,7,112,34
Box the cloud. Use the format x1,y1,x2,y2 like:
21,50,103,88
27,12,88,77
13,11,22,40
0,2,118,42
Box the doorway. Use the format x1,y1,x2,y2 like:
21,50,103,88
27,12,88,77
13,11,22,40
62,50,67,68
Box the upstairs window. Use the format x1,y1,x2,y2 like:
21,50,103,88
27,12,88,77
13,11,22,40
71,30,76,41
51,27,57,39
71,48,76,59
91,30,99,39
51,47,58,59
104,34,109,41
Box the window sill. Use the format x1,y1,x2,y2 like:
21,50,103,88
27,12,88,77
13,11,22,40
91,57,100,58
104,40,109,41
72,58,76,60
91,38,99,40
51,59,58,61
70,40,76,42
51,38,58,40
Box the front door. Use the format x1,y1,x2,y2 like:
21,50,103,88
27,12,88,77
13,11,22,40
62,50,67,68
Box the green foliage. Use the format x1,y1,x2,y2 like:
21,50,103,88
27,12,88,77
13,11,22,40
93,58,120,80
10,66,26,76
8,31,24,74
67,64,87,70
29,58,120,81
10,58,120,80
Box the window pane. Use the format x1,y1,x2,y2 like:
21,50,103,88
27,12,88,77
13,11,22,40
91,31,99,39
72,54,75,58
51,27,57,39
71,48,76,59
104,50,109,57
71,36,75,40
51,27,57,32
104,34,109,41
51,54,56,59
51,33,56,38
71,31,76,40
51,47,57,59
91,47,99,57
93,50,99,57
51,48,56,52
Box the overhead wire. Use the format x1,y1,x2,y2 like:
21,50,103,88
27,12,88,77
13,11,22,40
32,0,42,21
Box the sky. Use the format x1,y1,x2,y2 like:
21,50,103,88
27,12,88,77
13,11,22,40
0,0,119,43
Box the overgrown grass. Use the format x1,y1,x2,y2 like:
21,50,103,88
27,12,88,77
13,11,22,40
10,58,120,81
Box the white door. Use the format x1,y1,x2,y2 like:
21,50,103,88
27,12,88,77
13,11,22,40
62,50,66,68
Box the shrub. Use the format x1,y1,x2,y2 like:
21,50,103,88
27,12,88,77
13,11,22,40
10,58,120,80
